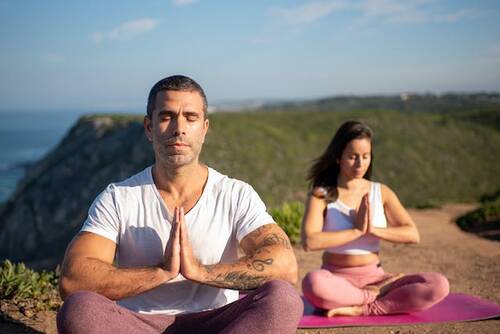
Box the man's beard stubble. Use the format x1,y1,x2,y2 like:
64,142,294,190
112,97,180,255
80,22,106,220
154,137,200,169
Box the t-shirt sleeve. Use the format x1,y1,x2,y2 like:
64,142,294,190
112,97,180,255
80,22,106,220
80,184,120,244
234,183,275,242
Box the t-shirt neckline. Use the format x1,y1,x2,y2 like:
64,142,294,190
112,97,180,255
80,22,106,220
147,165,212,222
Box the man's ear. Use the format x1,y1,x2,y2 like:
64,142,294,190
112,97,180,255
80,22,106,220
201,118,209,144
144,116,153,142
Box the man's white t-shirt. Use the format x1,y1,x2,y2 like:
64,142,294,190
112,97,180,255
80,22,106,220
81,166,275,315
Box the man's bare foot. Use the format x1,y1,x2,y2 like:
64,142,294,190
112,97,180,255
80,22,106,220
365,273,405,298
326,305,363,317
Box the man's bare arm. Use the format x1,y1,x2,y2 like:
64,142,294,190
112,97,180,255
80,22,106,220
59,224,180,300
180,220,298,291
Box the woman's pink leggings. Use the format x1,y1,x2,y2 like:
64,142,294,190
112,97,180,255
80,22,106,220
302,262,449,315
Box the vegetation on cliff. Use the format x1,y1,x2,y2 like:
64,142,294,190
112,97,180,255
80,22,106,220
0,97,499,270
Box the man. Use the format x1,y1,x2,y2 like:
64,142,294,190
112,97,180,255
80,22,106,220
57,75,303,333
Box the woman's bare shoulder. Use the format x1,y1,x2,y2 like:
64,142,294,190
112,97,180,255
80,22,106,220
310,186,338,203
377,183,401,204
311,186,328,198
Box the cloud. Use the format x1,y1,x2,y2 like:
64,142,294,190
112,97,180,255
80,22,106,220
356,0,483,25
432,9,482,23
272,0,483,27
356,0,430,24
92,18,159,43
172,0,197,6
271,0,348,25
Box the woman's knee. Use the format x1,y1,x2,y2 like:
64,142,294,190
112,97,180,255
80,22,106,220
425,272,450,302
302,270,331,296
406,272,449,312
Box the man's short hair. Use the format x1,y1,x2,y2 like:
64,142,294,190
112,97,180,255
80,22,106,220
146,75,208,119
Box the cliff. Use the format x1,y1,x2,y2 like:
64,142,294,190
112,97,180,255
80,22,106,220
0,115,152,270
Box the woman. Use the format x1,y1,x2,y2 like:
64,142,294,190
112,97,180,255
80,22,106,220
301,121,449,317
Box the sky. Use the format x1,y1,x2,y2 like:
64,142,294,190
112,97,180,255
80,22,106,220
1,0,499,112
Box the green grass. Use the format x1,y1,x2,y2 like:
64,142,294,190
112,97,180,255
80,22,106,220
200,109,500,208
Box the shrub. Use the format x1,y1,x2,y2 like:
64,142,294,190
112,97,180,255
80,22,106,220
270,202,304,245
456,196,500,230
0,260,61,312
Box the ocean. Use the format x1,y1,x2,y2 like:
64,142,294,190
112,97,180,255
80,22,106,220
0,111,82,203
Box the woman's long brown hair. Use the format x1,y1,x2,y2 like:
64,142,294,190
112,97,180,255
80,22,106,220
308,121,374,189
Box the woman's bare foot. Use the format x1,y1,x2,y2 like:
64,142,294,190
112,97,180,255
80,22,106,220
365,273,405,298
326,305,363,317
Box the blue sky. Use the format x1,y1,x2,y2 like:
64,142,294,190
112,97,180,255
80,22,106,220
1,0,499,112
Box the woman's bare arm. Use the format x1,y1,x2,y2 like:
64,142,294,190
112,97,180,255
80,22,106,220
301,191,363,251
369,185,420,244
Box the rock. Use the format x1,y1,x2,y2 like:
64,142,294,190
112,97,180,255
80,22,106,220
0,115,153,270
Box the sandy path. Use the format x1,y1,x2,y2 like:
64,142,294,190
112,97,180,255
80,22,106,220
1,204,499,333
296,203,500,334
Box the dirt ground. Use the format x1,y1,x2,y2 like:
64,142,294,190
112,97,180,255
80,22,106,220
1,203,499,334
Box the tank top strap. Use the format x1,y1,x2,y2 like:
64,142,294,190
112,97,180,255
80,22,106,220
369,182,382,203
370,182,387,228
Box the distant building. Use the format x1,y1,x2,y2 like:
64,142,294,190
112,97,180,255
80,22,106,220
400,92,414,101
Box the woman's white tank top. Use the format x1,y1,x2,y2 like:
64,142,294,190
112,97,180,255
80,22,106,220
323,182,387,255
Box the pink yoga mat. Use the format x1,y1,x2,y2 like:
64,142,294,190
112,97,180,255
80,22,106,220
299,293,500,328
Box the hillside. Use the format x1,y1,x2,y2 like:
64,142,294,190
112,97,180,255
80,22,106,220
203,109,500,207
0,107,499,270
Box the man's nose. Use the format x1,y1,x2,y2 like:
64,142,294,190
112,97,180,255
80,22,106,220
171,116,186,135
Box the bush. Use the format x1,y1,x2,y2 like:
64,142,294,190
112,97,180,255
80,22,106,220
0,260,61,312
270,202,304,245
456,196,500,230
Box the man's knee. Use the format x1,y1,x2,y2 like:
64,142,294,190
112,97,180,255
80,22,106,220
57,290,111,333
259,280,303,320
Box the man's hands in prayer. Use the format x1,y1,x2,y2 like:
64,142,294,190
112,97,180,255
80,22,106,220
162,206,204,282
162,206,297,289
178,207,205,281
162,207,181,281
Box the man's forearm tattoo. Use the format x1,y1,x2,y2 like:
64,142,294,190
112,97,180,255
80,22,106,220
259,233,292,249
205,264,216,273
248,258,273,271
206,271,271,290
252,225,267,237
